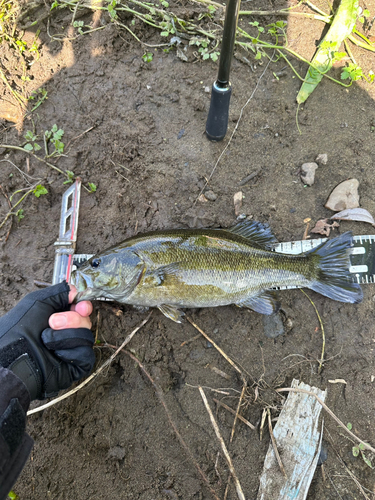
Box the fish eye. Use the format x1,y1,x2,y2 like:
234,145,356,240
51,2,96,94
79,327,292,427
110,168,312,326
91,258,100,268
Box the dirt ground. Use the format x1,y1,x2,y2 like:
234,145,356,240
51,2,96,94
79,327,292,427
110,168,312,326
1,0,375,498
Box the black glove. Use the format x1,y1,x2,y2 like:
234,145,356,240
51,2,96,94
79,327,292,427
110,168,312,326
0,282,95,400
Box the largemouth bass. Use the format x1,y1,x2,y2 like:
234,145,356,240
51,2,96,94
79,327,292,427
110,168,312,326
72,220,362,322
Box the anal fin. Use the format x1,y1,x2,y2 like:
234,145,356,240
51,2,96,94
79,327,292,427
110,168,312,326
237,291,280,315
158,304,185,323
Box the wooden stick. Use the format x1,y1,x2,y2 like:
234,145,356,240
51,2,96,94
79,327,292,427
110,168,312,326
199,387,246,500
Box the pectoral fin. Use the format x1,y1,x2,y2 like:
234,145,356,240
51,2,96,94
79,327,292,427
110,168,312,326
146,263,181,286
158,304,185,323
237,291,280,315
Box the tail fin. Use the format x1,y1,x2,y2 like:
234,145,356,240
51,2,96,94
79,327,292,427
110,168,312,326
307,232,363,304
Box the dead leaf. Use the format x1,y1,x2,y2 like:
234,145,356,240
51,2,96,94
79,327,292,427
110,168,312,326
328,379,347,385
331,208,375,226
310,219,339,236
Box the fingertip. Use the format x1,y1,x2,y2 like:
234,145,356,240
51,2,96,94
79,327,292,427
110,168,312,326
73,300,93,317
68,284,77,304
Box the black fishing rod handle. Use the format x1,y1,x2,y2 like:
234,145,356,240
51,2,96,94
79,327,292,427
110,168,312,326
205,82,232,142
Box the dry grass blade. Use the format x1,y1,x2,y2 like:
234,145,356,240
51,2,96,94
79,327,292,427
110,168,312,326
186,316,244,379
213,398,255,430
27,312,152,416
230,381,248,443
199,387,246,500
125,352,221,500
277,387,375,454
300,289,325,373
267,408,287,478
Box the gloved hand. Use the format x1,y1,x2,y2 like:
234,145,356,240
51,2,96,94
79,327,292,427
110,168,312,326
0,281,95,400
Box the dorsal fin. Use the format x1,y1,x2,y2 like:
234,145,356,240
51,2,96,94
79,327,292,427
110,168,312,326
227,220,278,249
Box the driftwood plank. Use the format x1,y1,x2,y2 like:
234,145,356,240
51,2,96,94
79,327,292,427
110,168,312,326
257,379,327,500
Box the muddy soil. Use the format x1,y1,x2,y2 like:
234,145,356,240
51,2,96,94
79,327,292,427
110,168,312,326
1,1,375,498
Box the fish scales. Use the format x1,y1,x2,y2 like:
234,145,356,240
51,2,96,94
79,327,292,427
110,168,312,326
129,233,313,307
73,220,362,322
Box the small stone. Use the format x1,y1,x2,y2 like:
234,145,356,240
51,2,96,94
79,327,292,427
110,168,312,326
263,313,285,338
107,446,126,461
233,191,243,216
315,153,328,165
300,162,318,186
204,190,217,201
198,194,208,203
325,179,360,211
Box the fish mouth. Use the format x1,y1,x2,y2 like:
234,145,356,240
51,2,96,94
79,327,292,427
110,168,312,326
72,272,92,303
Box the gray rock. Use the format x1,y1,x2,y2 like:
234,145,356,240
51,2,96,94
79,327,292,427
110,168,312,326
300,162,318,186
315,153,328,165
205,190,217,201
263,312,285,338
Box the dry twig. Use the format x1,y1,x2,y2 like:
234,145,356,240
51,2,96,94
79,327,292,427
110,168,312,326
213,398,255,430
267,408,287,478
125,352,221,500
199,387,246,500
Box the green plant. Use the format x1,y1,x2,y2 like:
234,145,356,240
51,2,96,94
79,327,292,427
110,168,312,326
63,170,75,185
44,124,65,157
88,182,97,193
29,87,48,112
347,423,373,468
7,490,18,500
33,184,48,197
189,37,220,62
73,20,85,34
142,52,153,63
24,130,41,152
107,0,118,19
16,209,24,221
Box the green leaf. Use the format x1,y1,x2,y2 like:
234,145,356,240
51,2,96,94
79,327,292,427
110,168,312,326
347,422,353,430
53,129,64,140
33,185,48,198
24,143,34,151
363,9,370,16
24,130,34,141
142,52,153,63
160,31,169,37
352,446,360,457
33,143,41,151
54,140,64,154
16,209,24,221
363,456,373,468
359,443,366,450
255,52,262,60
88,182,97,193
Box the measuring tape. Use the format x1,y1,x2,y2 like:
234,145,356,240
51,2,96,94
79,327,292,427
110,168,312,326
53,182,375,289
